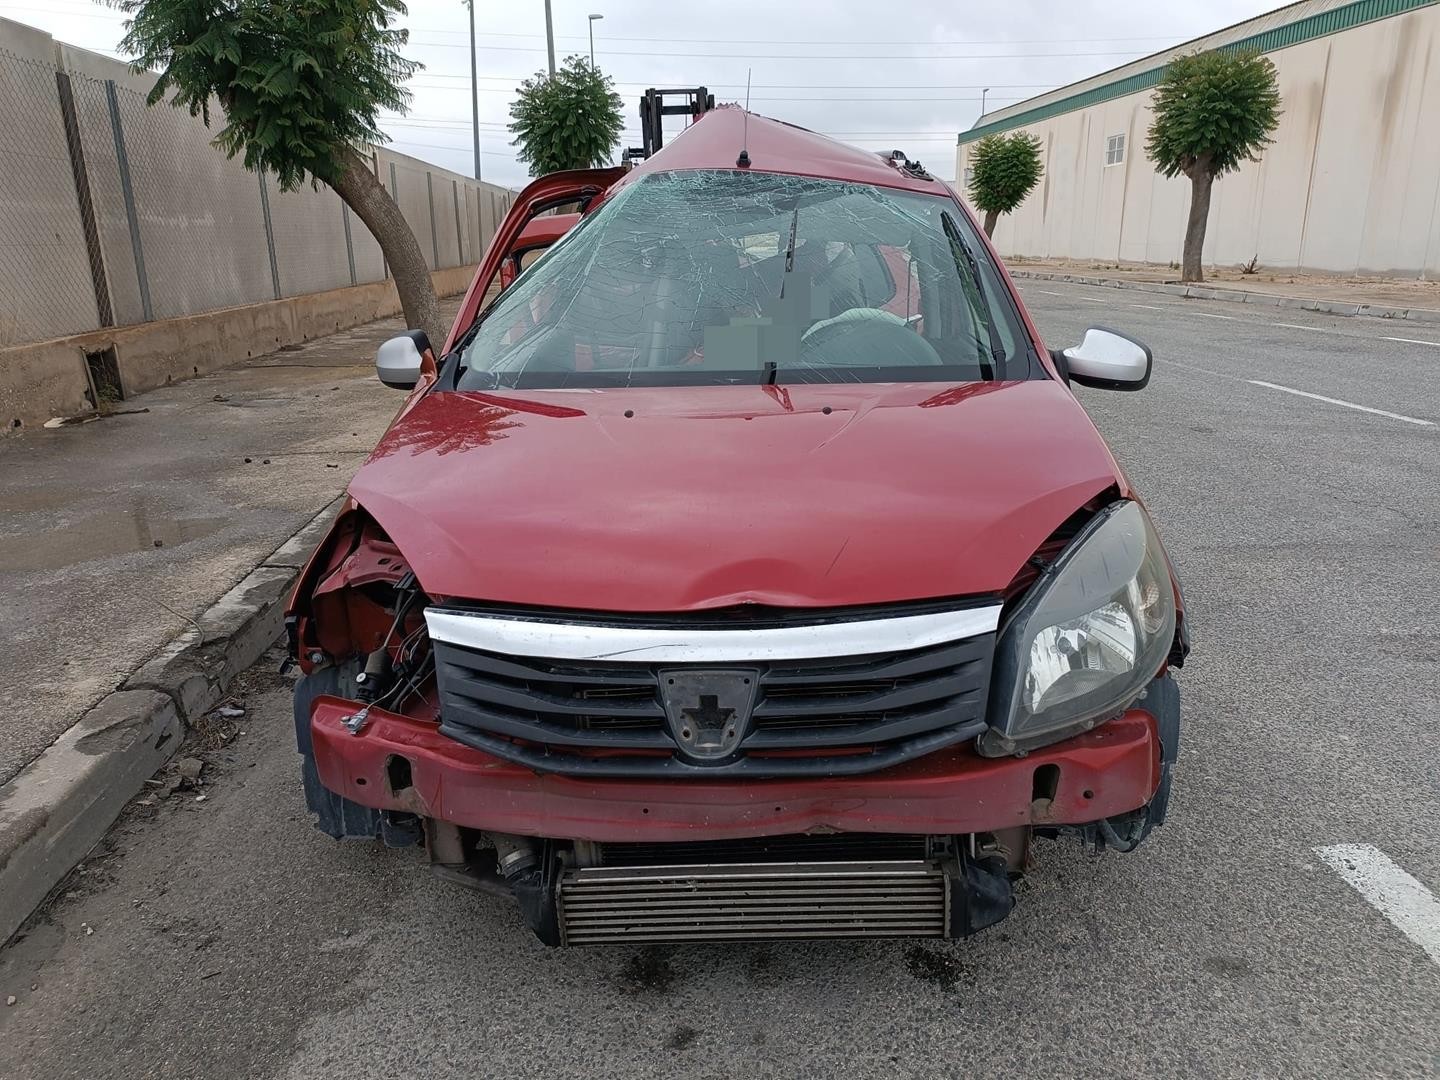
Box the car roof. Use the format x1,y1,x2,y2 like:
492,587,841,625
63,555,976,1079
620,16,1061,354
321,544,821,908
615,106,952,198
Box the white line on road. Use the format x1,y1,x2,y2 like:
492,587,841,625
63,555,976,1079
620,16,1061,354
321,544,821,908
1192,312,1236,320
1383,335,1440,348
1077,296,1107,303
1274,322,1330,333
1317,844,1440,966
1247,380,1434,426
1035,289,1068,297
1129,303,1171,311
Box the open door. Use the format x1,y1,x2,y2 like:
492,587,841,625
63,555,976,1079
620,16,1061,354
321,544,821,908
443,168,625,354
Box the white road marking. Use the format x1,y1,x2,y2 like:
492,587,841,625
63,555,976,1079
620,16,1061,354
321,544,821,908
1317,844,1440,966
1274,322,1330,333
1247,380,1434,426
1129,303,1170,311
1077,296,1107,303
1383,335,1440,348
1192,312,1236,320
1035,289,1068,297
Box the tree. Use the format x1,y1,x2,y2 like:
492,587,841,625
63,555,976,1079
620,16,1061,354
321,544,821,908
508,56,624,175
115,0,447,347
968,132,1044,238
1146,49,1281,283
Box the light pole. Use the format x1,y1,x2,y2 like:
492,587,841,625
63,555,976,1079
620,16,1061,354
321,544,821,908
466,0,481,179
544,0,556,74
588,13,603,66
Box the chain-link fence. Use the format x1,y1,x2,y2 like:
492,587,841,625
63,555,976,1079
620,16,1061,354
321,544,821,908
0,27,516,349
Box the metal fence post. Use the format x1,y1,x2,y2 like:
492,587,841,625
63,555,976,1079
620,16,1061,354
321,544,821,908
104,79,152,322
452,179,464,266
256,171,282,299
56,71,114,327
425,171,439,268
341,202,357,286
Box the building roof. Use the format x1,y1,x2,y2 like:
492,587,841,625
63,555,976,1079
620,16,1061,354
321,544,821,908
959,0,1437,145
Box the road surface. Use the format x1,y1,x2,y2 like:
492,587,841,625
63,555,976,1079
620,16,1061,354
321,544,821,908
2,280,1437,1079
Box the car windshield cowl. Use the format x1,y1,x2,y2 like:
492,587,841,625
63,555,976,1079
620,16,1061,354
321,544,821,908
451,169,1037,390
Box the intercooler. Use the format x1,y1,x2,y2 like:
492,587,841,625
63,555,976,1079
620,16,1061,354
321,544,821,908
556,860,951,945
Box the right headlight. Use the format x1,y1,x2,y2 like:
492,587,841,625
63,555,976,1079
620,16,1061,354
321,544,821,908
982,500,1176,755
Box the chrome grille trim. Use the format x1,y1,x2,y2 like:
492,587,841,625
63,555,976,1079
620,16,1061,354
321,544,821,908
557,861,948,945
425,604,1002,663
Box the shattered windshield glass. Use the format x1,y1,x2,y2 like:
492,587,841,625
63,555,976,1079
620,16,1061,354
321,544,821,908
455,170,1031,389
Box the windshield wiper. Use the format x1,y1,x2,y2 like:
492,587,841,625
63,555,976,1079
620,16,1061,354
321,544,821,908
941,211,1006,380
778,203,800,300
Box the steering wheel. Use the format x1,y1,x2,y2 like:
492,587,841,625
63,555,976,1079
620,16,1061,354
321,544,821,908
799,309,943,367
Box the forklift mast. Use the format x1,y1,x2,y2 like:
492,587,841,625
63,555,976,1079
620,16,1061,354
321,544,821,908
625,87,716,164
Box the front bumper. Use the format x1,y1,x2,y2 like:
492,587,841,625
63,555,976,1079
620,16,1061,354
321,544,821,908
306,695,1171,843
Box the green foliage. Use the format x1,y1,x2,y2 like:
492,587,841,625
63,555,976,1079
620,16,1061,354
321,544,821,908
1146,49,1281,180
508,56,624,175
114,0,419,190
967,132,1044,215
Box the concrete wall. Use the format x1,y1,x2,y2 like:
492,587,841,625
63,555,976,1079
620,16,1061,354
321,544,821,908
0,17,517,348
956,1,1440,276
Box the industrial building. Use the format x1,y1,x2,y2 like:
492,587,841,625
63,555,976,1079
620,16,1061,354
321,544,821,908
956,0,1440,276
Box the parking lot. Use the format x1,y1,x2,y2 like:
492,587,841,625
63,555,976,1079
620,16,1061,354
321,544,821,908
1,279,1437,1080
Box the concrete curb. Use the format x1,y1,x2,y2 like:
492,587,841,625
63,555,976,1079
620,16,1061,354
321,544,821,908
0,495,344,946
1007,269,1440,324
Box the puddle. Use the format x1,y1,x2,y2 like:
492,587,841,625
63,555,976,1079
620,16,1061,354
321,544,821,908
0,504,229,572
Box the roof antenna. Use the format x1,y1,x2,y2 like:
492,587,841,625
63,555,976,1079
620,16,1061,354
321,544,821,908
736,68,752,168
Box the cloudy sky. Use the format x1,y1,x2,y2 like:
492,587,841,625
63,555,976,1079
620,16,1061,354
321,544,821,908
2,0,1288,187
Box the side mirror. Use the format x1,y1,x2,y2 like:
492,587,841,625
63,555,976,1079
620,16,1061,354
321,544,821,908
1060,327,1152,391
376,330,431,390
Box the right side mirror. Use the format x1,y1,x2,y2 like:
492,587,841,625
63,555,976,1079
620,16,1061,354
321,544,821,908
1059,327,1152,391
376,330,431,390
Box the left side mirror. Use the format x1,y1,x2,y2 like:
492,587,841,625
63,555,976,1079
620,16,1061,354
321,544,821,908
376,330,431,390
1060,327,1152,391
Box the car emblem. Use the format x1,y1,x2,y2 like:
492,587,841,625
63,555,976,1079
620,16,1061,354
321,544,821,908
658,668,761,762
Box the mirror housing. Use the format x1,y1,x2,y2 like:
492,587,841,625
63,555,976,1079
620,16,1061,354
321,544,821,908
376,330,431,390
1060,326,1152,391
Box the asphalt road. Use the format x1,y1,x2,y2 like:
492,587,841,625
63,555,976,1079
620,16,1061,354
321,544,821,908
2,280,1438,1079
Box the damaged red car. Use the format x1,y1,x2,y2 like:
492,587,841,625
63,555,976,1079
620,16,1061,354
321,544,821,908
287,107,1189,946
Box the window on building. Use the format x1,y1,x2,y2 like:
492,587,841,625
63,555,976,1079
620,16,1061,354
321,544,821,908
1105,133,1126,166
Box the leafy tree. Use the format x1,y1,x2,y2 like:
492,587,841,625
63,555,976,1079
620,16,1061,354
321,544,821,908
1146,49,1281,283
968,132,1044,238
115,0,447,347
509,56,624,175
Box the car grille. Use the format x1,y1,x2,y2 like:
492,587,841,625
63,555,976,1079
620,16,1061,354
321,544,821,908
429,603,996,777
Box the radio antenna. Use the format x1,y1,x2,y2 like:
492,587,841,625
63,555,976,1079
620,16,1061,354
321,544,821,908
737,68,752,168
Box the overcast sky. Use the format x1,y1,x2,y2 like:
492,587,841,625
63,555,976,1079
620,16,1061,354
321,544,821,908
2,0,1289,187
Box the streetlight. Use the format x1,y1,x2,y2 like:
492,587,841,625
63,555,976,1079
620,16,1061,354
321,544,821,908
588,13,603,66
463,0,480,179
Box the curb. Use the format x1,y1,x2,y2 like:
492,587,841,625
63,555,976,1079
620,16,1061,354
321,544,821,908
1007,269,1440,324
0,495,344,946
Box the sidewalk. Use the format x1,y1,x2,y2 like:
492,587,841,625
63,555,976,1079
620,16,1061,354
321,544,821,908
0,298,463,941
1005,257,1440,321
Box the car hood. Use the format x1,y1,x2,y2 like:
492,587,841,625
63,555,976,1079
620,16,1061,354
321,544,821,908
348,380,1124,611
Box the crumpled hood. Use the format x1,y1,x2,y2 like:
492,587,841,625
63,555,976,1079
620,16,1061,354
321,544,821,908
347,380,1123,611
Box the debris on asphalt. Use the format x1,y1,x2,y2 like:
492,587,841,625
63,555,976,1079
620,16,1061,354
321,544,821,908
81,923,93,936
194,795,208,803
153,539,164,547
200,969,222,980
5,995,15,1007
215,704,246,719
212,394,230,402
176,757,205,781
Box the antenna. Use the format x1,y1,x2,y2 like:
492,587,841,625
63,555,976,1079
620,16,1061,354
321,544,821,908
737,68,752,168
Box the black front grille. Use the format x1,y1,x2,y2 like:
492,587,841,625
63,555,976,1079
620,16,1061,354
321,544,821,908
597,833,933,866
433,619,994,778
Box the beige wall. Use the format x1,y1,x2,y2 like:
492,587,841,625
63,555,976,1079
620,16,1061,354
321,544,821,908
957,4,1440,276
0,17,517,348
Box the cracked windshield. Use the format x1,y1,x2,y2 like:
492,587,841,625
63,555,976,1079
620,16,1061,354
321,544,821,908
457,170,1026,387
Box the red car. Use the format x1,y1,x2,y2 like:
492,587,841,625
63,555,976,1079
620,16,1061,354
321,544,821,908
288,108,1188,946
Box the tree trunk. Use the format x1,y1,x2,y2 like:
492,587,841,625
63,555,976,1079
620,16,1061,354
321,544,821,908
1181,169,1214,284
331,147,446,349
983,209,1000,238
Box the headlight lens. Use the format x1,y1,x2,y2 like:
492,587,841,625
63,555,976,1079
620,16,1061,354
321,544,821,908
987,501,1175,750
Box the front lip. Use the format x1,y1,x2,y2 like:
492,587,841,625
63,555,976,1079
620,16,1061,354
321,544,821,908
308,699,1163,842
